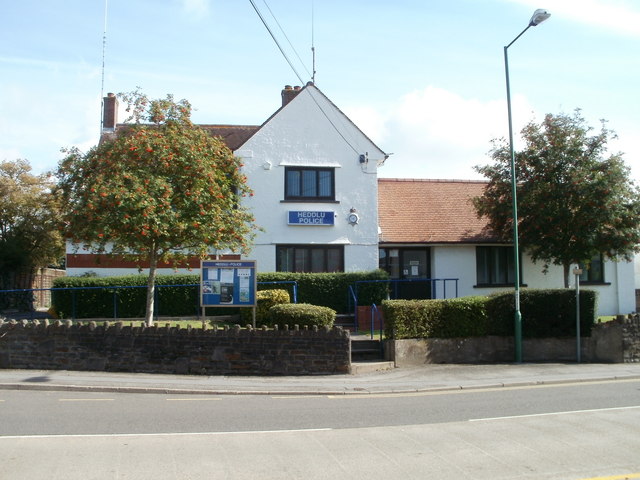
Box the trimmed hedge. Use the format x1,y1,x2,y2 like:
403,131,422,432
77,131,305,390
486,289,598,338
257,270,389,313
240,289,290,326
52,270,388,319
269,303,336,328
383,297,489,339
51,274,199,319
383,289,598,340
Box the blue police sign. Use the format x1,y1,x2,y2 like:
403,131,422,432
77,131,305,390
288,210,334,226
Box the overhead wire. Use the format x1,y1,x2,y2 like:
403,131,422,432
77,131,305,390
248,0,362,156
260,0,312,81
248,0,304,85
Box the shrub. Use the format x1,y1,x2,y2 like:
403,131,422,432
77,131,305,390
240,289,290,326
433,296,490,338
51,270,388,319
383,289,597,340
269,303,336,328
382,297,489,339
486,288,598,338
258,270,389,313
52,274,200,319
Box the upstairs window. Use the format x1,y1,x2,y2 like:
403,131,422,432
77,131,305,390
285,167,335,201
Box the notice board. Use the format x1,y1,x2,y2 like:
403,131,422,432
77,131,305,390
200,260,257,307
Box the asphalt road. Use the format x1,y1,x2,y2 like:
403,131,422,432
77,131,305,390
0,378,639,435
1,379,639,479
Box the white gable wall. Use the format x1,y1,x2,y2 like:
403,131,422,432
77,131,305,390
237,86,384,272
429,244,635,316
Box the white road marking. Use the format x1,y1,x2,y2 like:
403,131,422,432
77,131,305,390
470,405,640,422
165,398,221,401
58,398,115,402
0,428,332,440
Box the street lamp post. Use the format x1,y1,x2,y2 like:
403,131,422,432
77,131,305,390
504,8,550,363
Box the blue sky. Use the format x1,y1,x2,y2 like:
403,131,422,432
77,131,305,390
2,0,639,181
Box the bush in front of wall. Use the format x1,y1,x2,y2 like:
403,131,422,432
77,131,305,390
51,270,388,319
486,288,598,338
52,274,200,319
240,289,290,326
382,299,445,339
269,303,336,328
257,270,389,313
382,289,597,340
432,296,490,338
382,296,493,339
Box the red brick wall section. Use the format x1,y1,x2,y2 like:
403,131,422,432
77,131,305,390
66,254,241,269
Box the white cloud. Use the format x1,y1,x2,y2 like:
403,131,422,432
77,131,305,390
506,0,640,37
347,86,536,180
179,0,210,17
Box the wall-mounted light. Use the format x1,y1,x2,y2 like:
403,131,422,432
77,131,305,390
359,153,368,164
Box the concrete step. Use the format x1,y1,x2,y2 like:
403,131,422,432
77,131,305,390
351,361,394,374
351,338,384,361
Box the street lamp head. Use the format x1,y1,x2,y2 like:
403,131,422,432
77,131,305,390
529,9,551,26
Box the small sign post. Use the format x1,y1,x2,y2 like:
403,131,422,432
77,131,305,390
573,266,583,363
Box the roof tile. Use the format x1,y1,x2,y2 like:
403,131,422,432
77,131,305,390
378,178,498,244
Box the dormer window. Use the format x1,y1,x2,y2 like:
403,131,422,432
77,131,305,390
285,167,335,201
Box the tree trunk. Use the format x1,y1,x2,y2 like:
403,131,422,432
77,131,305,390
145,250,158,326
563,263,570,288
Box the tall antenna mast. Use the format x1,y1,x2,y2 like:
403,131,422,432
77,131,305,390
100,0,109,132
311,0,316,83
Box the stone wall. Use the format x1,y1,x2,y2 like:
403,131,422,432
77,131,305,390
386,315,640,365
622,314,640,362
0,319,351,375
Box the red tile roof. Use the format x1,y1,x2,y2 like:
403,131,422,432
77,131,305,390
199,125,260,151
101,124,260,152
378,178,498,244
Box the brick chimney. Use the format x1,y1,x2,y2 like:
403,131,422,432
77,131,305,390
281,85,302,107
102,92,118,131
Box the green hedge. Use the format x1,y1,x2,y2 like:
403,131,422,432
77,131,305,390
258,270,389,312
383,297,489,339
52,270,388,319
486,289,598,338
269,303,335,328
383,289,598,340
51,274,199,319
240,289,290,326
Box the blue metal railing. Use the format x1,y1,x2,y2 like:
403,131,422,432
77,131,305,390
347,285,358,332
348,278,459,335
0,280,299,322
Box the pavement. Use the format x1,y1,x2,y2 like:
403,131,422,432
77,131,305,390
1,362,640,396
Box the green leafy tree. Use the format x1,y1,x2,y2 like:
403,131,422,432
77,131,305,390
0,159,64,291
474,110,640,287
56,91,258,324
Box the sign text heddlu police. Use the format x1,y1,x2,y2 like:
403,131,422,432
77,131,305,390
288,210,335,226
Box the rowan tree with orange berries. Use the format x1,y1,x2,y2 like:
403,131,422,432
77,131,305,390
474,110,640,287
56,91,257,324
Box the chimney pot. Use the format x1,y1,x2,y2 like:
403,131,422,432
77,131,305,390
281,85,302,107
